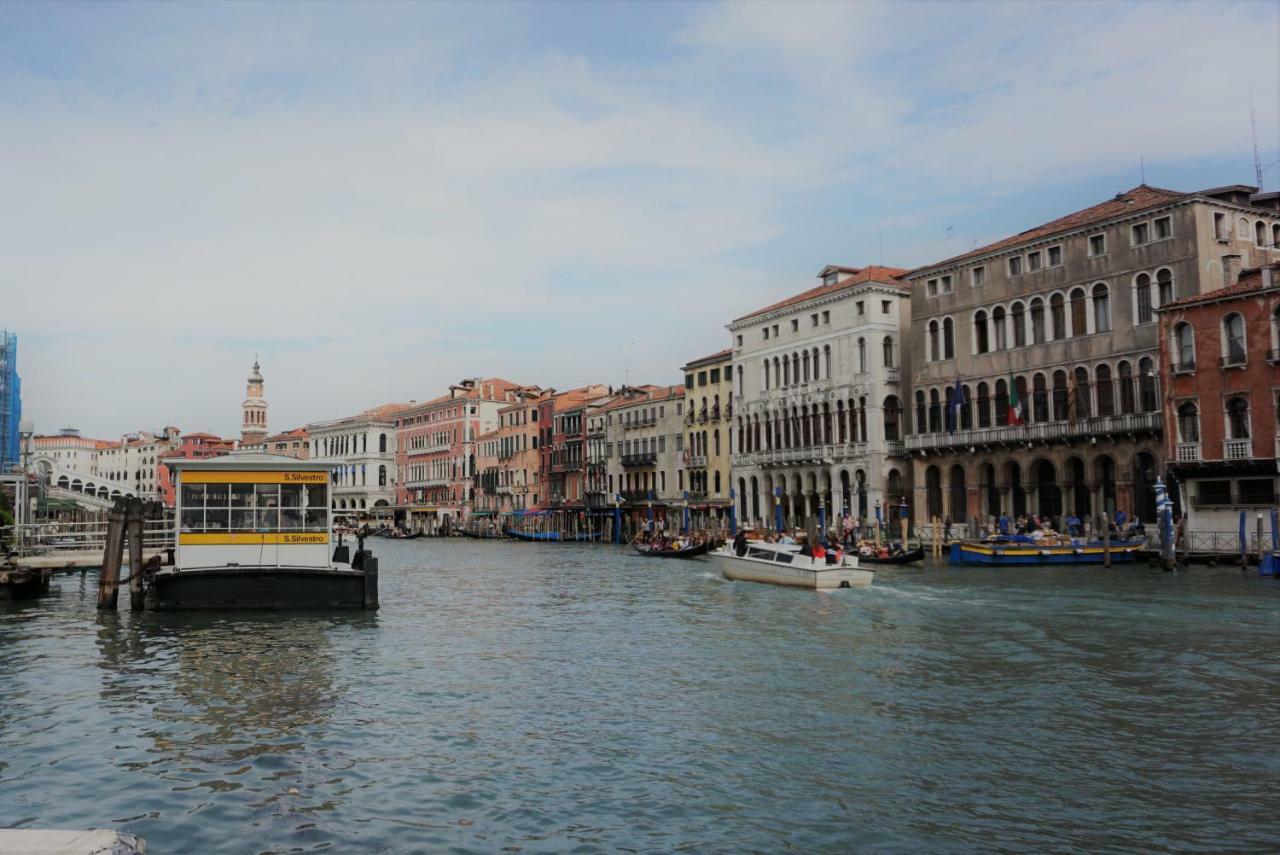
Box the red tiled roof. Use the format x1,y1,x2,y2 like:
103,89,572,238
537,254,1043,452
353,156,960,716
1161,264,1280,309
597,384,685,413
683,347,733,368
913,185,1187,274
734,265,908,323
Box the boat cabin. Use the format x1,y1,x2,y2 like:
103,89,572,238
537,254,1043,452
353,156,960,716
173,453,333,570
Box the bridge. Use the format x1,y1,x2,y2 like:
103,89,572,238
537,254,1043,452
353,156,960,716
30,455,132,511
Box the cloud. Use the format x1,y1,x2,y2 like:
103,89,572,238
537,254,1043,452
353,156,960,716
1,0,1276,437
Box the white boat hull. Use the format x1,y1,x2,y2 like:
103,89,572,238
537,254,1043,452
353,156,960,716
709,547,874,590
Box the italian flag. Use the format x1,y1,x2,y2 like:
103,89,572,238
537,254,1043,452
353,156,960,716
1008,373,1027,426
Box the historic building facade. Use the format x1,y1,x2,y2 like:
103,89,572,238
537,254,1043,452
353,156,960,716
729,265,912,530
393,378,526,527
308,403,405,514
239,427,310,459
600,385,686,522
474,388,547,514
538,385,610,510
1159,262,1280,534
681,349,734,523
906,184,1280,525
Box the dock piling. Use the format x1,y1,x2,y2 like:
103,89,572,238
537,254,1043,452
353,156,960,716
127,499,145,612
96,499,127,611
363,556,379,609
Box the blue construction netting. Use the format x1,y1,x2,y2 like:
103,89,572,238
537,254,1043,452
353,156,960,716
0,331,20,471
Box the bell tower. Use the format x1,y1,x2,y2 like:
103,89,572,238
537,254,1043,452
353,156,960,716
241,357,268,446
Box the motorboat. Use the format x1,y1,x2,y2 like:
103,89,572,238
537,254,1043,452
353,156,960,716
708,540,873,590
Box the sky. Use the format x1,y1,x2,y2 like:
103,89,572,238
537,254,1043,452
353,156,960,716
3,0,1278,439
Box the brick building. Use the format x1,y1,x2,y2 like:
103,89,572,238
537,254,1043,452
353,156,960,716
538,385,610,510
1159,261,1280,534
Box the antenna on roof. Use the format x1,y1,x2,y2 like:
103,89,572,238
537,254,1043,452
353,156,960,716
1252,103,1264,190
878,228,884,266
1140,156,1145,185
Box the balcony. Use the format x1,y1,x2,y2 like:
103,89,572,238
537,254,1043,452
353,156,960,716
621,452,657,467
1176,442,1201,462
408,443,452,456
625,417,657,431
1269,348,1280,365
884,367,901,384
1220,355,1246,369
1223,438,1252,460
1171,360,1196,375
686,454,708,468
904,411,1163,452
620,489,654,503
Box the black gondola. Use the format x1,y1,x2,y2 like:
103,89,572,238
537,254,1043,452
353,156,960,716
633,541,713,558
857,546,925,565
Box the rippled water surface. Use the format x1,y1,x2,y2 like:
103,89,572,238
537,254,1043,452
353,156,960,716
3,540,1279,852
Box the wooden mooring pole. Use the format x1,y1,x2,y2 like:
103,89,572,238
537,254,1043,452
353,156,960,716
97,498,127,610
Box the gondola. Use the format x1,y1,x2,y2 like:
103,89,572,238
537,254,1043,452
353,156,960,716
458,527,504,540
858,546,925,565
504,527,604,542
633,541,713,559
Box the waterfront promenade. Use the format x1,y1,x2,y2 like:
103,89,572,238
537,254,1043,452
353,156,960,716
2,540,1277,852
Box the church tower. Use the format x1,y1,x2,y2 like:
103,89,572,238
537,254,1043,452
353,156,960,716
240,357,268,446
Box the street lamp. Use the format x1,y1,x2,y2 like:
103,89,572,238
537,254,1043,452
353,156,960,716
18,419,34,528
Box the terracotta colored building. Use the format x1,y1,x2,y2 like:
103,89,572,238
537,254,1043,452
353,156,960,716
159,431,237,505
1159,261,1280,534
240,427,310,459
474,388,547,514
393,378,527,530
538,385,611,510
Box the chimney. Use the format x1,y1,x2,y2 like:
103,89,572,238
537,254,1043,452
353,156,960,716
1223,254,1242,285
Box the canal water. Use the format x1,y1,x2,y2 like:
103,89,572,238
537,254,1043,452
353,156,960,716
2,541,1278,853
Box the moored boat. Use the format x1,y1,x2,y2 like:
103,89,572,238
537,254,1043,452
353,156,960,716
503,526,603,542
148,453,377,610
949,537,1145,566
709,540,872,589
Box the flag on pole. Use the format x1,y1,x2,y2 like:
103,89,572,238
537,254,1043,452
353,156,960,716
1007,374,1027,426
947,376,964,434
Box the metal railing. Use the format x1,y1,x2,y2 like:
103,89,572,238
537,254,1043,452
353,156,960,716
2,520,174,558
621,453,657,467
1176,442,1201,461
1171,360,1196,374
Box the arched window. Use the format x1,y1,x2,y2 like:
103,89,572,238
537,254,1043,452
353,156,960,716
1092,283,1110,332
1177,402,1200,443
883,336,895,368
1070,287,1088,336
1135,273,1153,324
1256,220,1267,247
783,356,790,387
1223,313,1246,365
1118,361,1135,414
1033,373,1049,422
1227,396,1250,439
1073,367,1091,418
1273,223,1280,248
974,310,989,354
823,344,831,378
378,465,387,487
378,433,387,453
1156,268,1174,306
928,320,940,362
883,396,901,441
1011,302,1026,347
943,317,955,360
915,391,927,434
1050,294,1066,339
928,389,942,433
1052,369,1069,420
992,306,1007,350
976,382,991,428
960,384,972,429
802,351,811,382
1174,322,1195,370
1030,297,1046,344
1096,364,1114,417
1139,356,1158,412
994,378,1009,426
857,338,866,373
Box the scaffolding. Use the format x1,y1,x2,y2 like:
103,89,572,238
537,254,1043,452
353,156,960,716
0,331,20,471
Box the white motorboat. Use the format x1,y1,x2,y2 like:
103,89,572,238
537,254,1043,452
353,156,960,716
709,540,874,590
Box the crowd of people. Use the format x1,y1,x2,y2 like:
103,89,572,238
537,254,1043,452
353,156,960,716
993,509,1146,542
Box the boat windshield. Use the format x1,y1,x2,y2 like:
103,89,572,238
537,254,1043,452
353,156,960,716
181,481,329,533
